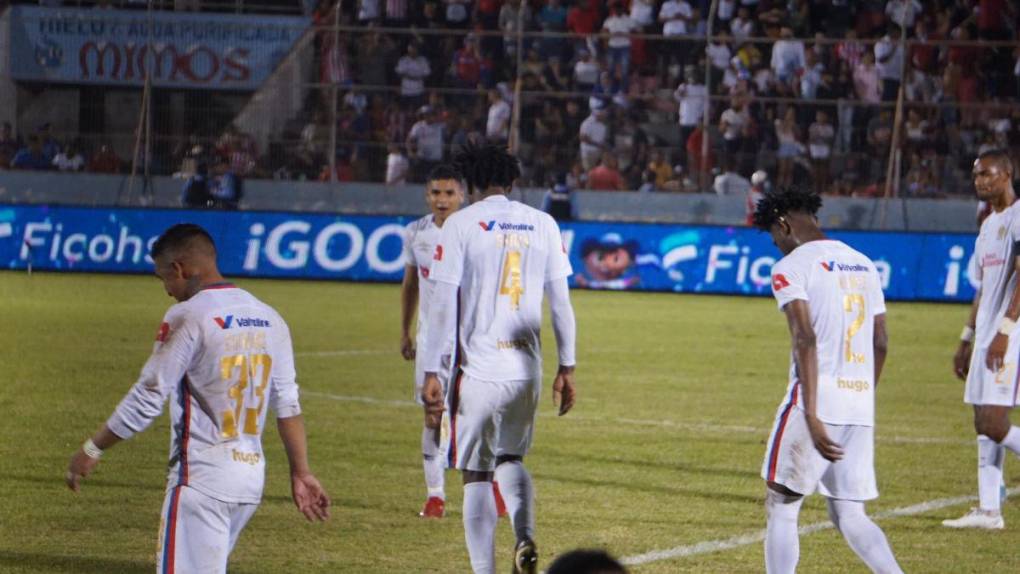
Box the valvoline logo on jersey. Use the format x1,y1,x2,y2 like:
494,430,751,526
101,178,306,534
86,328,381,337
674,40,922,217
214,315,271,329
820,261,869,272
478,221,535,232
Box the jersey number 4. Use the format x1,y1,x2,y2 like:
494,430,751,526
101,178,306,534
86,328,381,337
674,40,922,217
219,354,273,439
500,250,524,310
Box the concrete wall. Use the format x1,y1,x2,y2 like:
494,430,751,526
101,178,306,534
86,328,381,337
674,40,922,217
0,171,981,232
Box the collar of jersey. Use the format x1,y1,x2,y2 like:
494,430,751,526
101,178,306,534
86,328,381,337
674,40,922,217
482,194,509,202
201,282,236,291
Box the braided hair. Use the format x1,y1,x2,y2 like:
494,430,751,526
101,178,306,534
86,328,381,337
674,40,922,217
452,143,521,194
751,187,823,231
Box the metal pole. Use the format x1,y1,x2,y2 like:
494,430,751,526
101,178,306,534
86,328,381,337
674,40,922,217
508,1,525,156
328,1,340,184
880,5,910,226
700,0,720,191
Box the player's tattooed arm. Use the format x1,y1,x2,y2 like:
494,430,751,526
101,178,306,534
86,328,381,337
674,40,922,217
784,299,843,462
873,314,888,387
400,264,419,361
954,291,979,380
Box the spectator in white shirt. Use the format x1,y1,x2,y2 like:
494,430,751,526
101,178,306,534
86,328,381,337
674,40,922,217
603,5,638,90
395,43,431,110
674,66,707,151
659,0,693,70
385,144,410,185
730,7,754,41
719,99,750,160
875,25,903,101
406,106,445,182
485,89,511,145
713,161,751,196
770,26,805,85
573,48,601,93
629,0,655,28
53,143,85,172
579,106,609,171
808,110,834,194
885,0,922,30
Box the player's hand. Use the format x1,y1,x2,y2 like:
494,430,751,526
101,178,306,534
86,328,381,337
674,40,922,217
400,334,416,361
806,415,844,462
421,373,445,429
291,472,330,522
552,365,576,416
66,448,100,492
953,340,973,380
986,333,1009,372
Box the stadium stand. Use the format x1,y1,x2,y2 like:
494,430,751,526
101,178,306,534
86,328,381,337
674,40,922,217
2,0,1019,198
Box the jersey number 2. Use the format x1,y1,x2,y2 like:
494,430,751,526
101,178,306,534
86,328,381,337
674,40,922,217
500,250,524,310
843,294,866,364
219,354,273,439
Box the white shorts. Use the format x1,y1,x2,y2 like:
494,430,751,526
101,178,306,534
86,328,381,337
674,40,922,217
414,353,453,405
156,485,258,574
965,339,1020,407
761,405,878,501
447,371,541,472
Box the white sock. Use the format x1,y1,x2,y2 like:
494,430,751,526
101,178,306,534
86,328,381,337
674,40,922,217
978,435,1005,512
1000,426,1020,456
765,489,803,574
494,460,535,543
826,499,903,574
422,425,445,499
463,482,497,574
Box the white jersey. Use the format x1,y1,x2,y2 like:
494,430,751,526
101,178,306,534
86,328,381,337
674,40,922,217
770,240,886,426
430,195,573,381
404,215,444,350
106,284,301,504
973,202,1020,346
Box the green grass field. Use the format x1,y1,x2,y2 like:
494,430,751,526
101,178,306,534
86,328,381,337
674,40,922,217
1,272,1018,573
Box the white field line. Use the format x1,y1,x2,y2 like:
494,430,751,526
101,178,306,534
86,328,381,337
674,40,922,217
620,487,1020,567
295,349,390,357
300,391,971,446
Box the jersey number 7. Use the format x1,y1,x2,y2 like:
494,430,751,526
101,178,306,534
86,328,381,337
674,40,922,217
219,354,273,439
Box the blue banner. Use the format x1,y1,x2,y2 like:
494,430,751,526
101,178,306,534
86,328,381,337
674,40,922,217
0,205,979,302
8,6,309,89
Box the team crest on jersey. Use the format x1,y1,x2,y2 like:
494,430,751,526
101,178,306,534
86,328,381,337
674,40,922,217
433,245,443,261
479,220,496,231
999,226,1007,240
772,274,790,291
155,322,170,342
420,265,430,278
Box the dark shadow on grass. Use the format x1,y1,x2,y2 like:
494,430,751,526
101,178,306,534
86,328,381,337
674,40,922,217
532,471,762,505
0,551,150,574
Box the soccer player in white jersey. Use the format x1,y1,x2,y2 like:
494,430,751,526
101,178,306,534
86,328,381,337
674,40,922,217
755,189,903,574
946,149,1020,529
420,144,577,574
65,224,330,573
400,163,466,518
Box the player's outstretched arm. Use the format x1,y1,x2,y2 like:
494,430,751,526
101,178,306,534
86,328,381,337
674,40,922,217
66,424,123,492
400,264,419,361
783,299,843,462
546,277,577,416
955,291,980,380
278,415,331,522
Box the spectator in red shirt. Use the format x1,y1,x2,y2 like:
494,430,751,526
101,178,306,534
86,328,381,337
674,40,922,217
587,153,627,191
87,143,121,174
452,36,482,89
567,0,600,40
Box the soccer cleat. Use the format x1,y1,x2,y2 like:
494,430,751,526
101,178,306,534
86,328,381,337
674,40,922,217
512,538,538,574
419,496,445,519
493,481,508,518
942,507,1004,530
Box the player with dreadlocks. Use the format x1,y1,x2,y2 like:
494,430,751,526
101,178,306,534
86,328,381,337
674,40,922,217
420,144,577,574
753,188,903,574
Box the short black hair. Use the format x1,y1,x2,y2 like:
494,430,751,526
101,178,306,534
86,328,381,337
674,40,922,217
977,148,1014,176
151,223,216,260
426,163,463,183
453,143,521,193
752,187,823,231
547,549,627,574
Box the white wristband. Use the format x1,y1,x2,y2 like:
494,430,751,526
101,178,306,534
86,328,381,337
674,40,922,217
961,326,975,343
82,438,103,460
998,318,1017,336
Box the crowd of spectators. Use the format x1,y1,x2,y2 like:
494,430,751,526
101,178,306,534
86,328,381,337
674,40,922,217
5,0,1020,197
